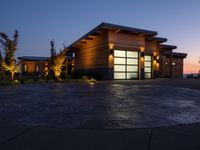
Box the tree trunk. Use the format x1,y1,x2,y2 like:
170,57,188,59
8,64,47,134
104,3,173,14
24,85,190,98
11,72,15,81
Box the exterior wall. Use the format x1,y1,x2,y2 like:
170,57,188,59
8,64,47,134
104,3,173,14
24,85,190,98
160,55,184,78
20,60,48,74
109,30,145,47
75,29,109,70
74,29,110,79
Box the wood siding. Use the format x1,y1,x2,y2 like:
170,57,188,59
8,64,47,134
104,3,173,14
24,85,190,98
75,30,109,70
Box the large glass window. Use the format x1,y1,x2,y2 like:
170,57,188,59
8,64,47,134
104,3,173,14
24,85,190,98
114,73,126,79
114,65,126,72
127,51,138,58
114,50,126,57
114,58,126,64
144,55,152,79
114,50,138,79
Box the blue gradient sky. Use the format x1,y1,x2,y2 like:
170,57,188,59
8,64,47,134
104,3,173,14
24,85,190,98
0,0,199,73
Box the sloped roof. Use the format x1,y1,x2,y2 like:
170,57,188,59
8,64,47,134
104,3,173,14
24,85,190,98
146,37,168,43
159,44,177,50
18,56,49,62
67,22,158,49
162,51,187,58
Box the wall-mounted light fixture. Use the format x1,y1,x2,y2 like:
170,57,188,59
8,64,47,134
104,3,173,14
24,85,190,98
141,51,144,60
156,56,159,63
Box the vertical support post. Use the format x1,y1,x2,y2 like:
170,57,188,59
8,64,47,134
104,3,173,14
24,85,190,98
139,47,145,80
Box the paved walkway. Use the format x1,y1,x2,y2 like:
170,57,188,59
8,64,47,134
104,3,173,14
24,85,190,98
0,123,200,150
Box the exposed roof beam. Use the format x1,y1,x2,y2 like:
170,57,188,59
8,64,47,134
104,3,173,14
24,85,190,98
115,29,121,33
139,33,145,37
85,37,94,40
80,41,87,44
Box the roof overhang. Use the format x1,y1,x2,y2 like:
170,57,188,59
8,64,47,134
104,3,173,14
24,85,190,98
18,56,49,62
162,52,187,58
159,44,177,52
67,22,158,50
146,37,168,43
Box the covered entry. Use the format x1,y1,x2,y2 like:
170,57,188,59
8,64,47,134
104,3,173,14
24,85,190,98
114,50,138,79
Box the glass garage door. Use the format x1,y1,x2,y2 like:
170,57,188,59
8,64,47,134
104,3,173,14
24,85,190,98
114,50,138,79
144,55,152,79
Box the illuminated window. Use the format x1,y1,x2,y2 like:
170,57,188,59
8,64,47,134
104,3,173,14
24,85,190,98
114,65,126,71
36,65,39,72
114,73,126,79
114,50,138,79
127,58,138,65
145,73,151,79
114,58,126,64
127,66,138,72
114,50,126,57
144,61,151,67
144,56,151,61
24,64,27,72
127,73,138,79
172,62,176,66
144,55,152,79
144,68,151,72
127,51,138,58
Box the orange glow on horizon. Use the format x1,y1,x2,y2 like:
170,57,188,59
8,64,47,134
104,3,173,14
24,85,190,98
184,56,200,74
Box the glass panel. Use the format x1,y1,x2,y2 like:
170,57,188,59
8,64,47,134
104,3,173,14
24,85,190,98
145,73,151,79
114,73,126,79
144,67,151,73
127,51,138,58
114,57,126,64
127,66,138,72
114,50,125,57
127,58,138,65
127,73,138,79
114,65,126,71
144,61,151,67
145,56,151,61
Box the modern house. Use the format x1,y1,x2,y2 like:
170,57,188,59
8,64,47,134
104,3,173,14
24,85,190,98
18,22,187,80
66,22,187,80
18,56,49,76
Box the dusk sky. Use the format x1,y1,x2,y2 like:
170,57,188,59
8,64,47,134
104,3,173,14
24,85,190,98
0,0,199,74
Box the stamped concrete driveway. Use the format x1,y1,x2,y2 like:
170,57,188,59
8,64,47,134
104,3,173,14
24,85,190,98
0,79,200,129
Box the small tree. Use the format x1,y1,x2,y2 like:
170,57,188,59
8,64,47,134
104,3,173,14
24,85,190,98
50,51,65,80
2,59,19,81
0,30,19,81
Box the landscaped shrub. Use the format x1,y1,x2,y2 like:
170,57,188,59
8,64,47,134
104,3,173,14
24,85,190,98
23,79,35,84
48,79,55,83
37,79,46,84
79,76,97,84
0,80,13,86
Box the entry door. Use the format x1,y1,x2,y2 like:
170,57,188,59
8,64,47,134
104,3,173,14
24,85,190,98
114,50,138,79
144,55,152,79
